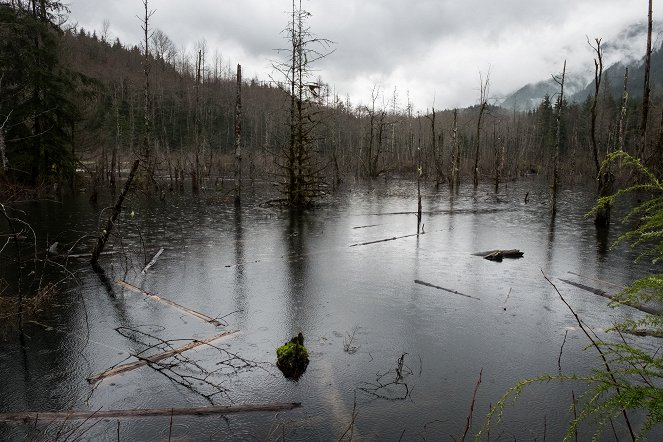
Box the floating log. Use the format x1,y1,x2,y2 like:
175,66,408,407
558,279,660,316
414,279,480,301
350,232,423,247
352,224,380,229
141,247,164,274
67,251,118,259
0,402,301,422
87,329,238,384
472,249,524,262
116,280,222,326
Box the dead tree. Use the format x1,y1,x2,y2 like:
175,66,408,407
588,38,612,227
416,113,423,234
493,121,505,193
90,159,140,268
0,110,9,175
426,106,444,185
234,64,242,206
473,71,489,188
274,0,333,207
192,49,202,193
552,60,566,216
639,0,653,158
140,0,154,189
450,109,460,189
618,68,629,152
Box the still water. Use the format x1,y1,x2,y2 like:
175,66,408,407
0,178,659,440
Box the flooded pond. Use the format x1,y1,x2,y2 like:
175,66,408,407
0,178,659,440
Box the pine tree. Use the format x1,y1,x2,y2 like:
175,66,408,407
0,1,84,185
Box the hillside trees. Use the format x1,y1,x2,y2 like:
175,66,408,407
0,1,88,185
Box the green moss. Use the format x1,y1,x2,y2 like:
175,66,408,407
276,335,309,380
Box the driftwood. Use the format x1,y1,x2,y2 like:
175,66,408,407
0,402,301,422
350,232,423,247
141,247,164,274
116,280,222,326
87,329,238,384
558,278,660,316
472,249,524,262
414,280,480,301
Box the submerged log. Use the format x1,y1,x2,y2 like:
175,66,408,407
414,279,480,301
472,249,524,261
0,402,301,422
141,247,164,274
558,278,660,316
116,280,222,326
349,232,423,247
87,329,238,384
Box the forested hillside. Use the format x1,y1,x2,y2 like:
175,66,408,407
1,0,662,197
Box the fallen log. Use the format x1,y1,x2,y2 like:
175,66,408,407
472,249,524,262
67,251,118,259
0,402,301,422
414,279,480,301
141,247,164,274
350,232,422,247
87,329,238,384
566,271,625,290
90,159,140,268
558,279,660,316
116,280,222,326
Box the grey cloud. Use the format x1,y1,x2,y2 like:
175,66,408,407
66,0,661,109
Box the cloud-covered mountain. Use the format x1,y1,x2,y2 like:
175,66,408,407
498,73,589,111
498,24,663,112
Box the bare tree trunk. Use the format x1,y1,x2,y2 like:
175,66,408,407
234,64,242,206
91,159,140,268
451,109,460,189
416,115,422,234
192,49,201,193
110,85,120,189
589,38,611,227
589,38,603,176
618,68,629,152
141,0,153,190
639,0,653,158
474,72,489,188
552,60,566,217
0,111,9,174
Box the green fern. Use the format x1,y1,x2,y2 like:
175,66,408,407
481,151,663,440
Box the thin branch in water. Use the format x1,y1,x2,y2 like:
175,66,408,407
460,368,482,442
542,270,635,441
558,329,568,374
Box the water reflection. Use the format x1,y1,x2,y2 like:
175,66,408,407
0,180,658,440
284,209,310,337
232,206,247,323
595,226,610,259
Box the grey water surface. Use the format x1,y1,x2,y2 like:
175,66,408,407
0,178,658,440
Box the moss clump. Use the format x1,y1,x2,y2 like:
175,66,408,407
276,333,309,380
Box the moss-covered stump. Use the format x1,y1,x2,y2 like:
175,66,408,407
276,333,309,380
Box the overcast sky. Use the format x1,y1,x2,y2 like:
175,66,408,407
66,0,661,111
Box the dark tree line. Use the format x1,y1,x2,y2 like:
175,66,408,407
2,1,663,201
